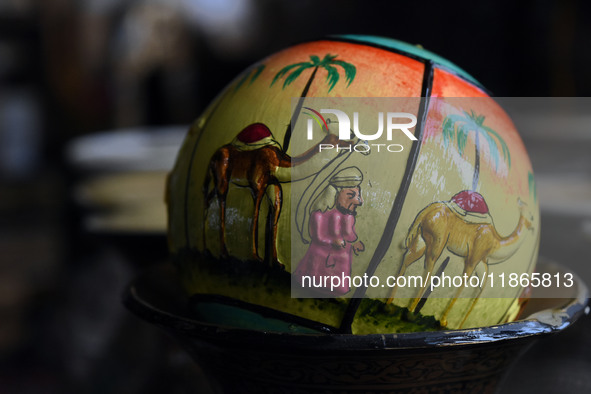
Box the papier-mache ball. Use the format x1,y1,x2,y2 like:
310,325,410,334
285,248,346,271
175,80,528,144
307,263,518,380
166,35,540,334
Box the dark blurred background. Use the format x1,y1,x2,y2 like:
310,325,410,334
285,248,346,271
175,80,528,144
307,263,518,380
1,0,590,393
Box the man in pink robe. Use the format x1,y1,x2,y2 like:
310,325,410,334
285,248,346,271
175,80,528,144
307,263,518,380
293,167,365,295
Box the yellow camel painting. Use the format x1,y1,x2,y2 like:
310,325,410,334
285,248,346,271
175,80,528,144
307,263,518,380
387,191,535,327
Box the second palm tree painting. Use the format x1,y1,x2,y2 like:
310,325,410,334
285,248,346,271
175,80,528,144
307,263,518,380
442,109,511,191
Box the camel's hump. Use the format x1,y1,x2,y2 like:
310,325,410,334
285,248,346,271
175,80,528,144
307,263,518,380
236,123,273,143
451,190,489,214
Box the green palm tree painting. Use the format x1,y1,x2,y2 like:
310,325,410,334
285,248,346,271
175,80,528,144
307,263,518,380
442,110,511,191
271,54,356,152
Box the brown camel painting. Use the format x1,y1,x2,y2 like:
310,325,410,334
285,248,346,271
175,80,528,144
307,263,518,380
203,122,353,267
387,190,535,327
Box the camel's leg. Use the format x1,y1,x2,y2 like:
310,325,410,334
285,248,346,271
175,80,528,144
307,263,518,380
216,168,230,259
386,241,425,303
202,166,214,251
265,184,283,268
218,194,229,258
408,233,446,312
458,262,489,328
439,259,479,327
250,185,266,262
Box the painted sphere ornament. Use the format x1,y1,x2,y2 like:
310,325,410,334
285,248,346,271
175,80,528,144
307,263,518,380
166,35,540,334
